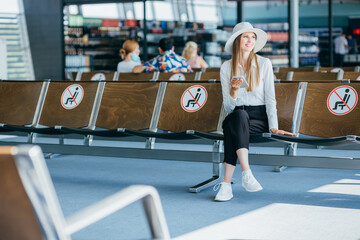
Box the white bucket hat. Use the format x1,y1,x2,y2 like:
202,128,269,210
224,22,267,54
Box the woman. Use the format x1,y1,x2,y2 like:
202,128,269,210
117,40,141,73
182,41,208,69
214,22,295,201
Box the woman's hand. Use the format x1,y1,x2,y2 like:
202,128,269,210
271,128,296,136
230,78,243,98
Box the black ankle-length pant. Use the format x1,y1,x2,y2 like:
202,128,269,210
222,105,269,166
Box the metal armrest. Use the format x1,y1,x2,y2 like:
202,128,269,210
65,185,170,240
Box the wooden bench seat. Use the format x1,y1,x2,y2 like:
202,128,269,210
1,81,99,136
268,82,360,146
0,81,44,126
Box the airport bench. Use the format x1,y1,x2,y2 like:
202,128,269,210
0,81,359,192
0,145,170,240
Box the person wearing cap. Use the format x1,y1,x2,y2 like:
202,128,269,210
214,22,295,202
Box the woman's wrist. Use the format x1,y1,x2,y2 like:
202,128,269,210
230,88,238,99
270,128,278,134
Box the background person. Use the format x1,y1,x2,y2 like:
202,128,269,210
182,41,208,69
117,40,141,73
347,34,358,54
132,38,192,73
214,22,295,202
334,33,348,67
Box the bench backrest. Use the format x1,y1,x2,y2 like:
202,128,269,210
0,146,44,240
291,72,341,81
199,72,220,81
274,72,288,80
278,67,315,73
317,67,359,72
39,82,99,128
343,72,360,80
205,67,220,72
0,81,44,125
117,72,157,81
157,72,197,81
191,68,202,72
76,72,116,81
157,82,222,132
275,83,301,132
299,82,360,137
96,82,160,130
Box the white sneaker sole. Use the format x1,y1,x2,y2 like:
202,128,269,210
242,184,263,192
214,195,233,201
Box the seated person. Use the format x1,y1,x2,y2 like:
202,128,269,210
133,38,192,73
117,40,141,73
182,41,208,69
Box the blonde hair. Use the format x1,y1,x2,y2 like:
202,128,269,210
182,41,198,60
120,40,139,59
230,34,260,92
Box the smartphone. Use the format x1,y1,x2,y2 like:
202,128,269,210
232,76,249,88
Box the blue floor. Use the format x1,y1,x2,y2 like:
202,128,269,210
46,152,360,240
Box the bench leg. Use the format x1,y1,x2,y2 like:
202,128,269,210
189,140,223,193
145,137,155,149
44,153,61,159
274,142,298,172
27,132,36,143
274,166,288,172
84,135,93,146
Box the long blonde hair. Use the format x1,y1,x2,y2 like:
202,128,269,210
182,41,198,60
230,34,260,92
120,40,139,59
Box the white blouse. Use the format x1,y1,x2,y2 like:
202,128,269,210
220,55,278,131
117,61,141,73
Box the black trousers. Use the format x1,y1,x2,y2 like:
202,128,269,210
222,105,269,166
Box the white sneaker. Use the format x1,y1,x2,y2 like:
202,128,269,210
214,182,233,201
242,169,263,192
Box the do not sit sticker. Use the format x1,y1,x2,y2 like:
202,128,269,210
327,85,358,115
61,84,84,110
181,85,208,112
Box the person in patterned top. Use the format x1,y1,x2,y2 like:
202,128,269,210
132,38,192,73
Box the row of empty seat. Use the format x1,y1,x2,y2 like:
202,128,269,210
66,70,360,82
